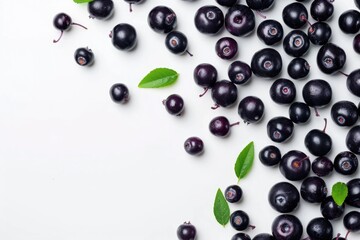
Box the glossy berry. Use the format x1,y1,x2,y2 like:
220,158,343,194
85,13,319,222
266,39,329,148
343,211,360,239
225,185,243,203
184,137,204,155
289,102,311,124
321,196,345,220
259,145,281,166
209,116,239,137
354,34,360,54
312,156,334,177
88,0,114,20
111,23,137,51
238,96,265,124
269,78,296,105
228,61,252,85
302,79,332,116
346,69,360,97
257,19,284,46
279,150,310,181
288,58,310,80
334,151,358,175
163,94,184,116
194,5,224,34
283,30,310,57
230,210,253,231
317,43,346,75
53,13,87,43
215,37,238,60
165,31,192,56
148,6,177,33
246,0,274,11
267,117,294,143
300,176,327,203
216,0,238,7
251,48,282,78
310,0,334,22
306,217,333,240
211,80,238,109
74,47,94,66
346,178,360,207
338,10,360,34
109,83,129,103
331,101,358,127
346,125,360,154
271,214,303,240
177,222,196,240
356,0,360,9
268,181,300,213
308,22,332,46
253,233,275,240
231,233,251,240
304,118,332,157
282,2,308,29
225,4,255,36
193,63,217,97
123,0,144,12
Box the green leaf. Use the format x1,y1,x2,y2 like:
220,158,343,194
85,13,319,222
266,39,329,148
332,182,348,206
234,141,255,182
138,68,179,88
73,0,93,3
213,188,230,227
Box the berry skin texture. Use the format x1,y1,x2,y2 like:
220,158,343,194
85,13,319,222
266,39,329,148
148,6,177,33
194,5,224,35
259,145,281,167
268,181,300,213
231,233,251,240
109,83,129,103
225,185,243,203
346,125,360,154
317,43,346,75
267,117,294,143
271,214,303,240
184,137,204,155
193,63,217,95
338,10,360,34
343,211,360,234
238,96,265,124
211,80,238,108
88,0,114,20
283,30,310,57
346,69,360,97
289,102,311,124
269,78,296,105
282,2,308,29
306,217,333,240
251,48,282,78
257,19,284,46
300,176,327,203
346,178,360,208
354,34,360,54
165,31,191,55
302,79,332,115
312,156,334,177
321,196,345,220
253,233,275,240
225,4,255,37
111,23,137,51
308,22,332,46
209,116,239,137
215,37,238,60
163,94,184,116
287,58,310,80
310,0,334,22
230,210,252,231
228,61,252,85
279,150,310,181
334,151,358,175
304,119,332,157
177,222,196,240
74,47,94,66
331,101,358,127
216,0,238,7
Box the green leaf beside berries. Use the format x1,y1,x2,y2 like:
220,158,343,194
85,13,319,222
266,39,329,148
234,141,255,182
138,68,179,88
332,182,348,206
73,0,93,3
213,188,230,227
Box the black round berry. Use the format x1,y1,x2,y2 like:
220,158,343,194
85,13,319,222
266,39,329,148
300,176,328,203
338,10,360,34
238,96,265,124
312,156,333,177
288,58,310,80
317,43,346,75
310,0,334,22
215,37,238,60
184,137,204,155
306,217,333,240
230,210,252,231
321,196,345,220
267,117,294,143
346,69,360,97
269,78,296,105
225,185,243,203
177,222,196,240
148,6,177,33
331,100,359,127
259,145,281,167
272,214,303,240
283,30,310,57
346,125,360,154
268,181,300,213
165,31,191,55
334,151,358,175
74,47,94,66
228,61,252,85
289,102,311,124
163,94,184,116
279,150,310,181
211,80,238,108
88,0,114,20
225,4,256,36
257,19,284,46
251,48,282,78
109,83,129,103
111,23,137,51
282,2,308,29
194,5,224,34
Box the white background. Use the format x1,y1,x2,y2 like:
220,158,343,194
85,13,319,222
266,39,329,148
0,0,360,239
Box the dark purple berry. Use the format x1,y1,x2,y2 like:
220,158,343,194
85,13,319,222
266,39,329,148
238,96,265,124
300,176,328,203
193,63,217,97
211,80,238,109
306,217,333,240
246,0,274,11
283,30,310,57
148,6,177,33
228,61,252,85
109,83,129,103
279,150,310,181
268,182,300,213
321,196,345,220
334,151,358,175
346,69,360,97
310,0,334,22
53,13,87,43
272,214,303,240
354,34,360,54
111,23,137,51
317,43,346,75
209,116,239,137
215,37,238,60
225,4,255,36
282,2,308,29
331,100,358,127
308,21,332,45
225,185,243,203
231,233,251,240
343,211,360,239
163,94,184,116
346,178,360,208
289,102,311,124
184,137,204,155
74,47,94,66
338,10,360,34
251,48,282,78
194,5,224,35
253,233,275,240
257,19,284,46
288,58,310,80
269,78,296,105
177,222,196,240
312,156,333,177
88,0,114,20
259,145,281,166
165,31,192,56
302,79,332,116
267,117,294,143
346,125,360,154
216,0,238,7
304,118,332,157
230,210,253,231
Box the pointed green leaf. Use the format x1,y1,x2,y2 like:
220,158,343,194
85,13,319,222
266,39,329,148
234,141,255,182
213,188,230,227
332,182,348,206
73,0,93,3
138,68,179,88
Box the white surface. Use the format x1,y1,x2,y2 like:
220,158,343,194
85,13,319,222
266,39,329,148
0,0,359,239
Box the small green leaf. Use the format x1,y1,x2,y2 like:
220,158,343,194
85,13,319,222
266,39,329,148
332,182,348,206
234,141,255,182
213,188,230,227
73,0,93,3
138,68,179,88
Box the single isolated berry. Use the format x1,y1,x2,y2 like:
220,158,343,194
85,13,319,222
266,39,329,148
257,19,284,46
184,137,204,156
148,6,177,33
283,30,310,57
215,37,238,60
163,94,184,116
177,222,196,240
110,23,137,51
289,102,311,124
267,117,294,143
331,100,359,127
279,150,310,181
88,0,114,20
338,10,360,34
259,145,281,166
228,61,252,85
268,181,300,213
251,48,282,78
225,185,243,203
53,13,87,43
230,210,255,231
74,47,94,66
334,151,359,175
109,83,129,103
209,116,239,137
317,43,346,75
287,58,310,80
194,5,224,35
225,4,256,36
304,118,332,157
238,96,265,124
165,31,192,56
302,79,332,116
269,78,296,105
312,156,334,177
282,2,308,29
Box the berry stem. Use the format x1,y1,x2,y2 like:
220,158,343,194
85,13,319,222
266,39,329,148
211,104,220,110
322,118,328,132
129,3,133,12
186,50,193,57
338,71,349,77
109,31,113,38
199,87,209,97
71,22,87,30
230,122,240,127
345,230,350,239
53,30,63,43
335,233,341,240
314,107,320,117
255,11,266,19
248,224,256,230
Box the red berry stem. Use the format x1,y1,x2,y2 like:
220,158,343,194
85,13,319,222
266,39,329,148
53,31,63,43
199,88,209,97
71,22,87,30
